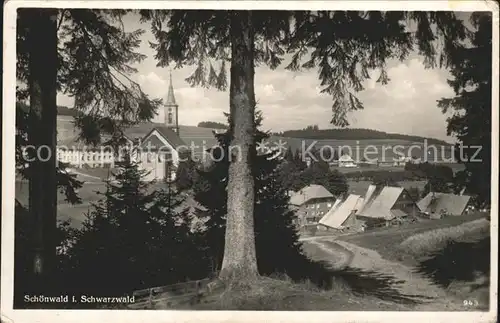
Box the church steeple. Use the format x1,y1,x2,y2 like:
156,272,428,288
166,71,177,106
164,70,179,133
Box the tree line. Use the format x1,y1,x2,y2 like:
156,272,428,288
274,126,450,146
197,121,229,129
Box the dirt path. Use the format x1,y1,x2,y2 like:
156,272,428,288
333,240,465,310
302,238,353,270
302,236,467,310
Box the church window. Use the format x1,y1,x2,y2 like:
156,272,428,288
168,112,173,124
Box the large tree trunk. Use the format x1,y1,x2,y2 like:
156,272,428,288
219,11,258,281
27,9,58,292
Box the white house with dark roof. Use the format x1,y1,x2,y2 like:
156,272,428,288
55,72,221,181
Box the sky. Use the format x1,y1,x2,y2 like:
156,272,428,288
56,13,463,142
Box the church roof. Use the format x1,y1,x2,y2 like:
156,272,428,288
140,126,187,149
132,123,220,158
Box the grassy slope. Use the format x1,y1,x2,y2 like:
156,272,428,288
186,275,412,311
399,219,491,310
338,214,491,310
338,212,487,263
347,180,427,195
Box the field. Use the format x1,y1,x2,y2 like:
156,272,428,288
336,163,465,174
334,213,491,310
347,180,426,196
299,212,491,310
270,136,458,163
338,212,488,262
15,178,172,228
15,180,108,206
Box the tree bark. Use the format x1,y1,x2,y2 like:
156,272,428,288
219,11,258,281
27,9,58,291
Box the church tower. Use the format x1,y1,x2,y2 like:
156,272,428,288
164,71,179,133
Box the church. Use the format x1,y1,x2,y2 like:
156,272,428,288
56,73,221,181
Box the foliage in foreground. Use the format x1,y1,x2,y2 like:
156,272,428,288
57,156,209,298
438,13,492,207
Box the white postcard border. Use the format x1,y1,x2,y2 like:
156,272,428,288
2,1,498,323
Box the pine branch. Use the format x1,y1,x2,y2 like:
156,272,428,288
72,18,144,102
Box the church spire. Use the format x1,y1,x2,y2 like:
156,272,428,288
164,69,179,133
166,70,177,106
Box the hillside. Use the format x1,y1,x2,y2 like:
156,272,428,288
273,127,450,146
57,107,450,145
56,106,455,162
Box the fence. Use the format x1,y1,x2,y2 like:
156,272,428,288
128,278,212,309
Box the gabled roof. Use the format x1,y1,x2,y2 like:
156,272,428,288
123,124,220,158
417,192,471,216
289,184,334,206
330,198,343,213
139,126,186,151
178,125,220,158
358,184,377,214
358,186,405,220
339,154,355,162
319,195,363,229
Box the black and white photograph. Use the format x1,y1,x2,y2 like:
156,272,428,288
1,1,498,322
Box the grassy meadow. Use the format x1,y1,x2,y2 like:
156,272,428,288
338,214,491,310
346,180,427,196
338,212,488,263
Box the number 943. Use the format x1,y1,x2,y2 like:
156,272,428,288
463,299,479,306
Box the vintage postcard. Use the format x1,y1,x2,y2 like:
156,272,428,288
2,1,498,323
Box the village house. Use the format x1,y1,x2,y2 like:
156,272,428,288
289,184,337,227
393,156,410,167
393,155,421,167
319,194,364,232
356,185,420,229
417,192,471,218
338,153,357,168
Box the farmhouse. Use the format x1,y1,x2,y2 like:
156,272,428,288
417,192,471,218
289,184,336,227
319,194,364,232
338,154,357,168
55,73,220,182
356,185,419,229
